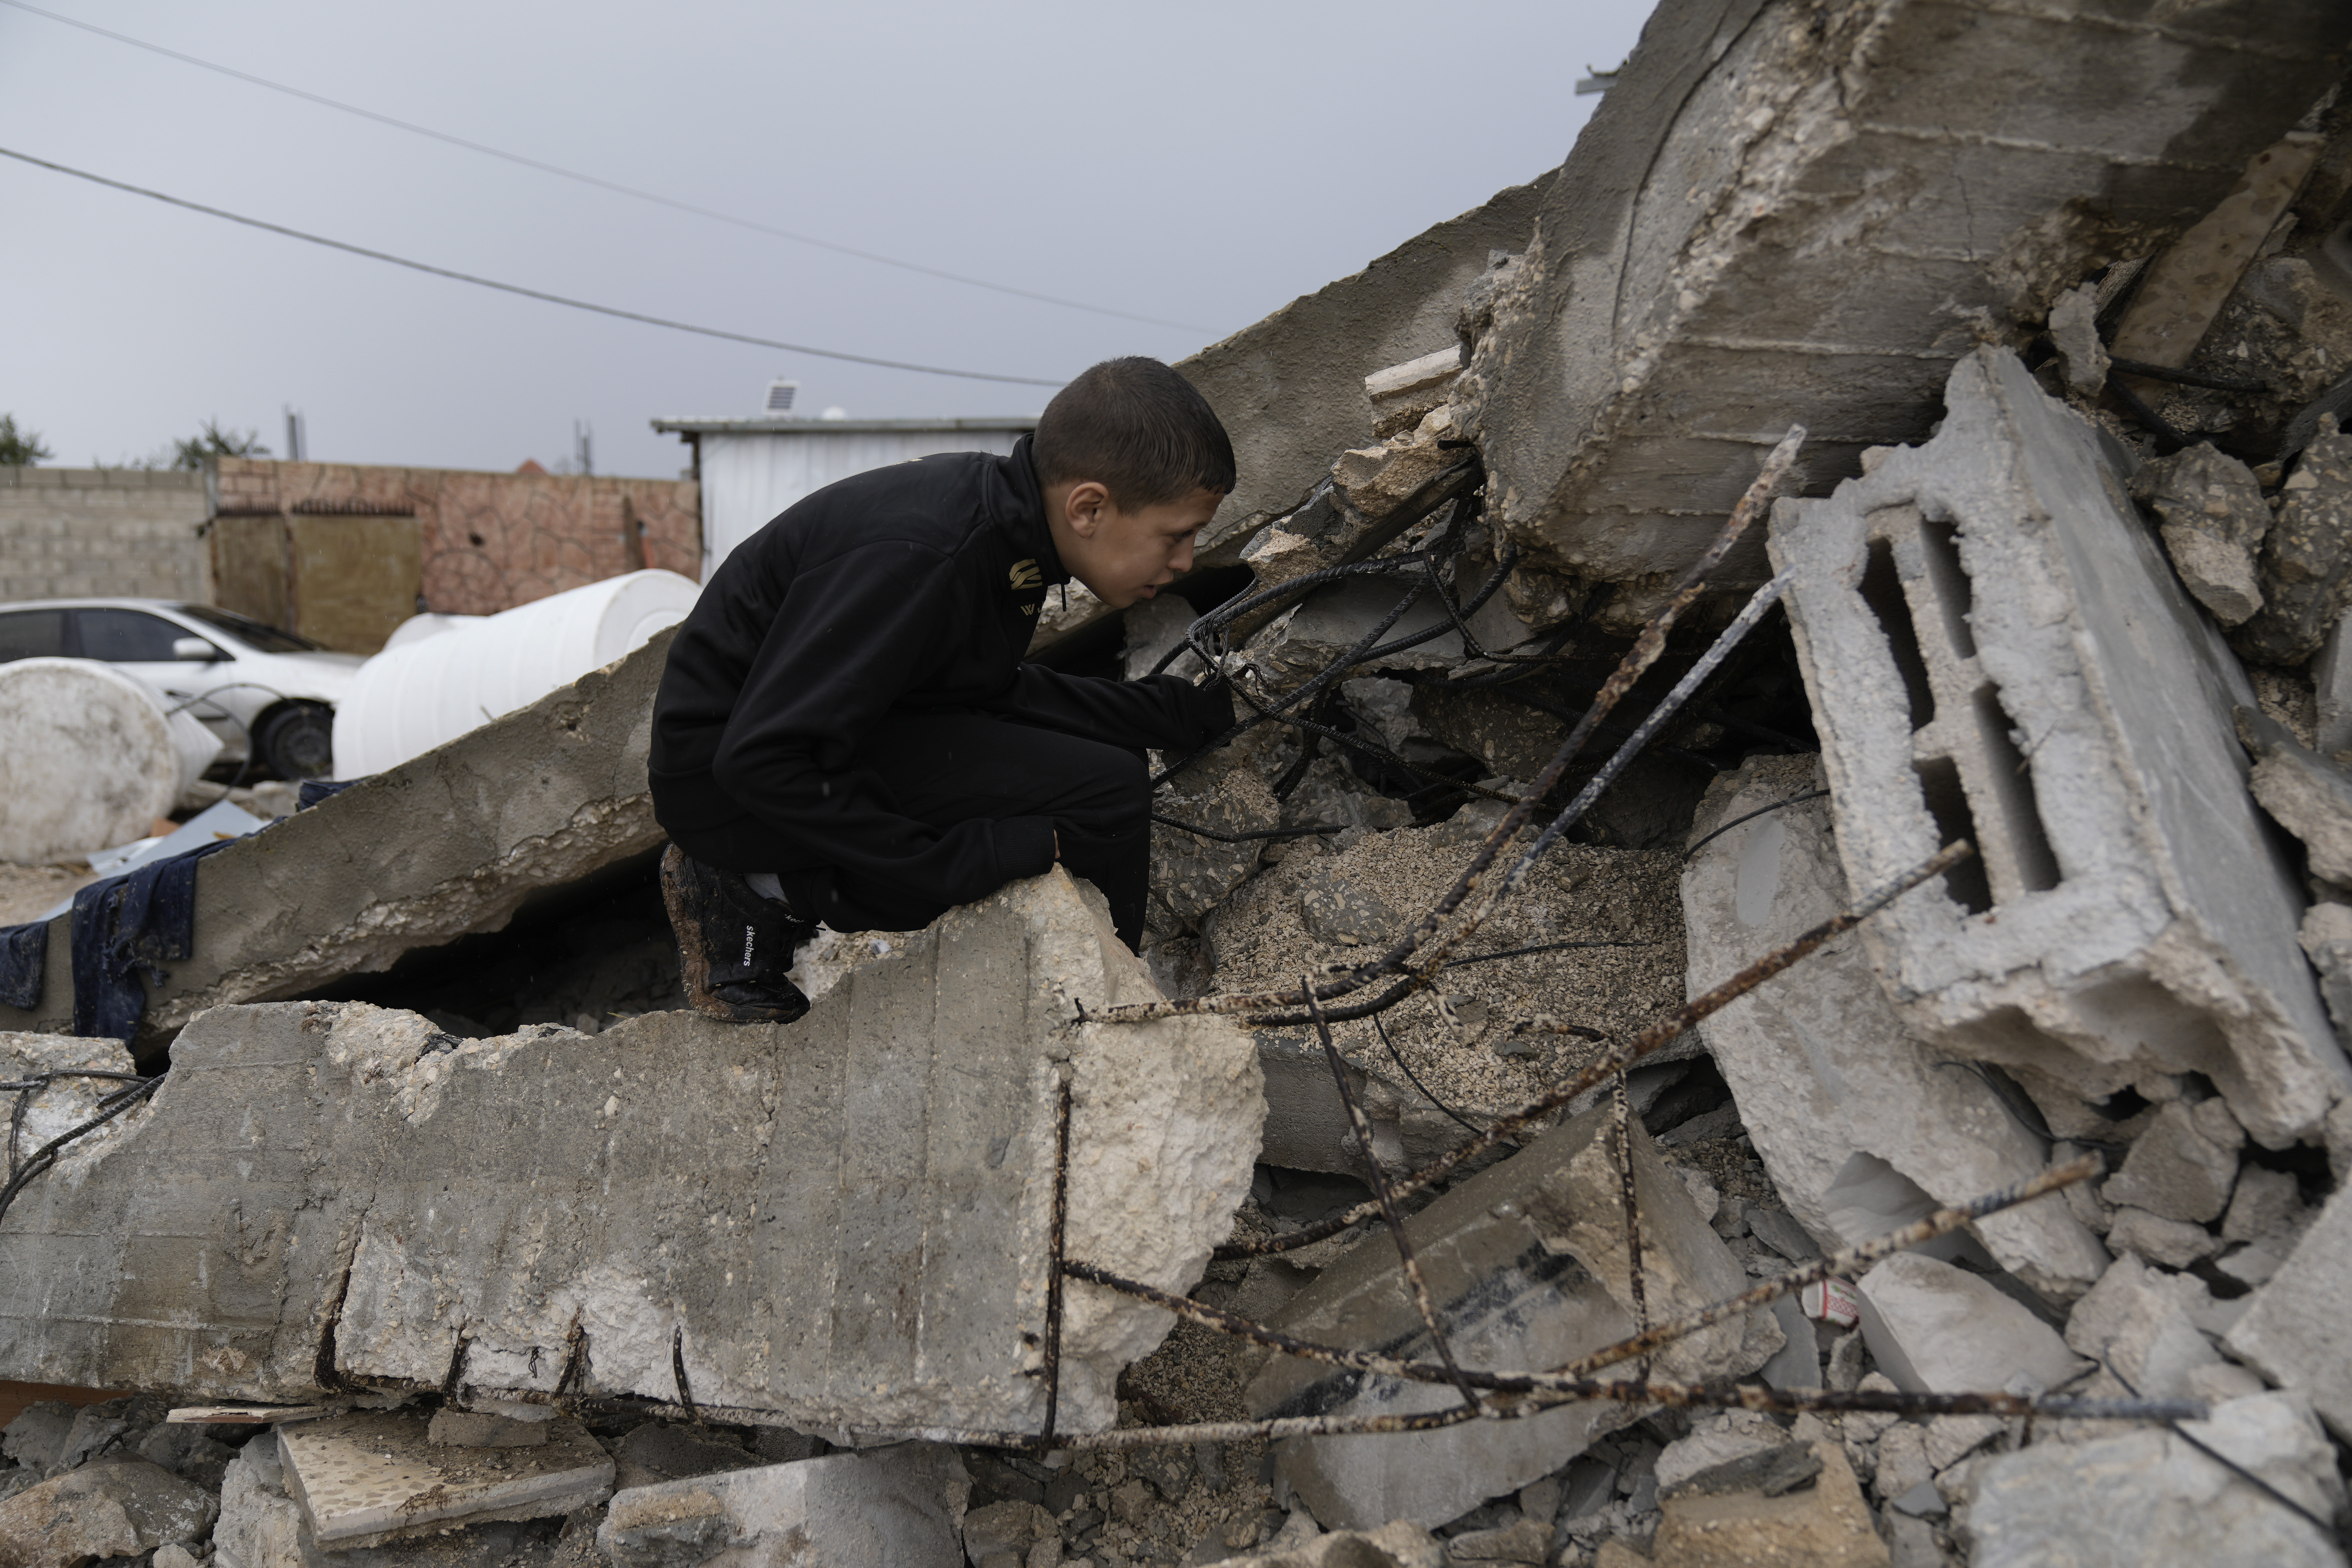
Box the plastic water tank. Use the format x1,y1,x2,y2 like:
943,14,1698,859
0,658,225,862
332,570,699,778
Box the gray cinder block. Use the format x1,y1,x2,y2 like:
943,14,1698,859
1769,347,2345,1146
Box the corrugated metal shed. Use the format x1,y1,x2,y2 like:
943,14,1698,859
652,416,1036,579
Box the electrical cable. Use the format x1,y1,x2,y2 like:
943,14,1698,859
0,0,1212,335
0,145,1067,387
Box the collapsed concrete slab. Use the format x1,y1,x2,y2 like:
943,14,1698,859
1769,347,2345,1146
1681,755,2109,1301
0,869,1262,1440
0,629,680,1059
1241,1102,1778,1531
598,1445,968,1568
1465,0,2352,602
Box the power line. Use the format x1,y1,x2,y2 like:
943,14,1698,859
0,0,1214,336
0,145,1068,387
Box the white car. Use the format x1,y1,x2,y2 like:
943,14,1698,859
0,598,364,779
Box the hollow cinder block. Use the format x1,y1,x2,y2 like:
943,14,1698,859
1769,347,2345,1146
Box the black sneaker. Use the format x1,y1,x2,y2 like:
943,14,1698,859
660,845,816,1024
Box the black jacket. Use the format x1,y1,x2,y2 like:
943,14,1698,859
650,436,1229,908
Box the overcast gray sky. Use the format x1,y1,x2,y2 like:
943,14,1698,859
2,1,1650,480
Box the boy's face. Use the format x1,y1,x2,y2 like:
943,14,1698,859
1048,482,1222,611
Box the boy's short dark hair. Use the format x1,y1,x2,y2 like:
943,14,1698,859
1032,357,1236,510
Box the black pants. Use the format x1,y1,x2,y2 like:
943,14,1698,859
667,711,1153,949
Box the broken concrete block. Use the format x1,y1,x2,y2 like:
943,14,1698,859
598,1444,968,1568
277,1411,611,1547
1681,756,2109,1302
1122,593,1203,683
1968,1393,2345,1568
2062,1255,2220,1400
1245,1102,1778,1530
1366,346,1463,441
0,870,1262,1440
2104,1207,2220,1270
2047,284,2108,396
2243,718,2352,885
2235,424,2352,666
1466,0,2352,598
2222,1164,2308,1243
1255,575,1464,690
0,627,681,1056
1854,1253,2086,1395
210,1441,303,1568
2129,444,2269,627
1149,749,1279,933
0,1457,217,1568
0,1403,75,1475
2223,1178,2352,1440
961,1497,1057,1567
1332,407,1471,523
1770,347,2345,1146
2102,1101,2241,1224
1645,1442,1888,1568
0,1036,144,1172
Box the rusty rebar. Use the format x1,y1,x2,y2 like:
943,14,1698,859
1040,1071,1073,1443
1611,1072,1650,1380
1303,978,1482,1416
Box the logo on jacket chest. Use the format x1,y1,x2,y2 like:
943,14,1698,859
1008,559,1045,591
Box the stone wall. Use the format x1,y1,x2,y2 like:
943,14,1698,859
0,467,209,602
212,458,700,618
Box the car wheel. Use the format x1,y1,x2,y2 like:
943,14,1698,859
257,702,337,780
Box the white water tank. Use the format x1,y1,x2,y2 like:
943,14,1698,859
332,570,698,778
0,658,225,863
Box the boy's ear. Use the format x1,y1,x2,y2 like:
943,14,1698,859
1063,480,1112,539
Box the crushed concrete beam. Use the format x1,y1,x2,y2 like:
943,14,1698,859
1768,347,2345,1146
1681,755,2109,1302
0,629,681,1058
1465,0,2352,601
0,870,1262,1439
1242,1101,1778,1531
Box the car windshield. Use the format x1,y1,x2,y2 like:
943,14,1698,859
175,603,323,653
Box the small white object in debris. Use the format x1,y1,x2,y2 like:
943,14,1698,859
1802,1278,1860,1327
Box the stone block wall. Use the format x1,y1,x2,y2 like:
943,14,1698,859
0,467,210,602
213,458,700,616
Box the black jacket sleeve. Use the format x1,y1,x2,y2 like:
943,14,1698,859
709,540,1057,909
983,666,1234,753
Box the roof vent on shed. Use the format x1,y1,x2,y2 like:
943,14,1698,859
763,379,799,416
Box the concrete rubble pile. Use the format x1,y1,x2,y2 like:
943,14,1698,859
13,3,2352,1566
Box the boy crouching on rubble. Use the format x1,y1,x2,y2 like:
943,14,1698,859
648,356,1237,1023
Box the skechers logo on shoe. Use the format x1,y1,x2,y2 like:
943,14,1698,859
743,930,756,966
1008,559,1044,591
